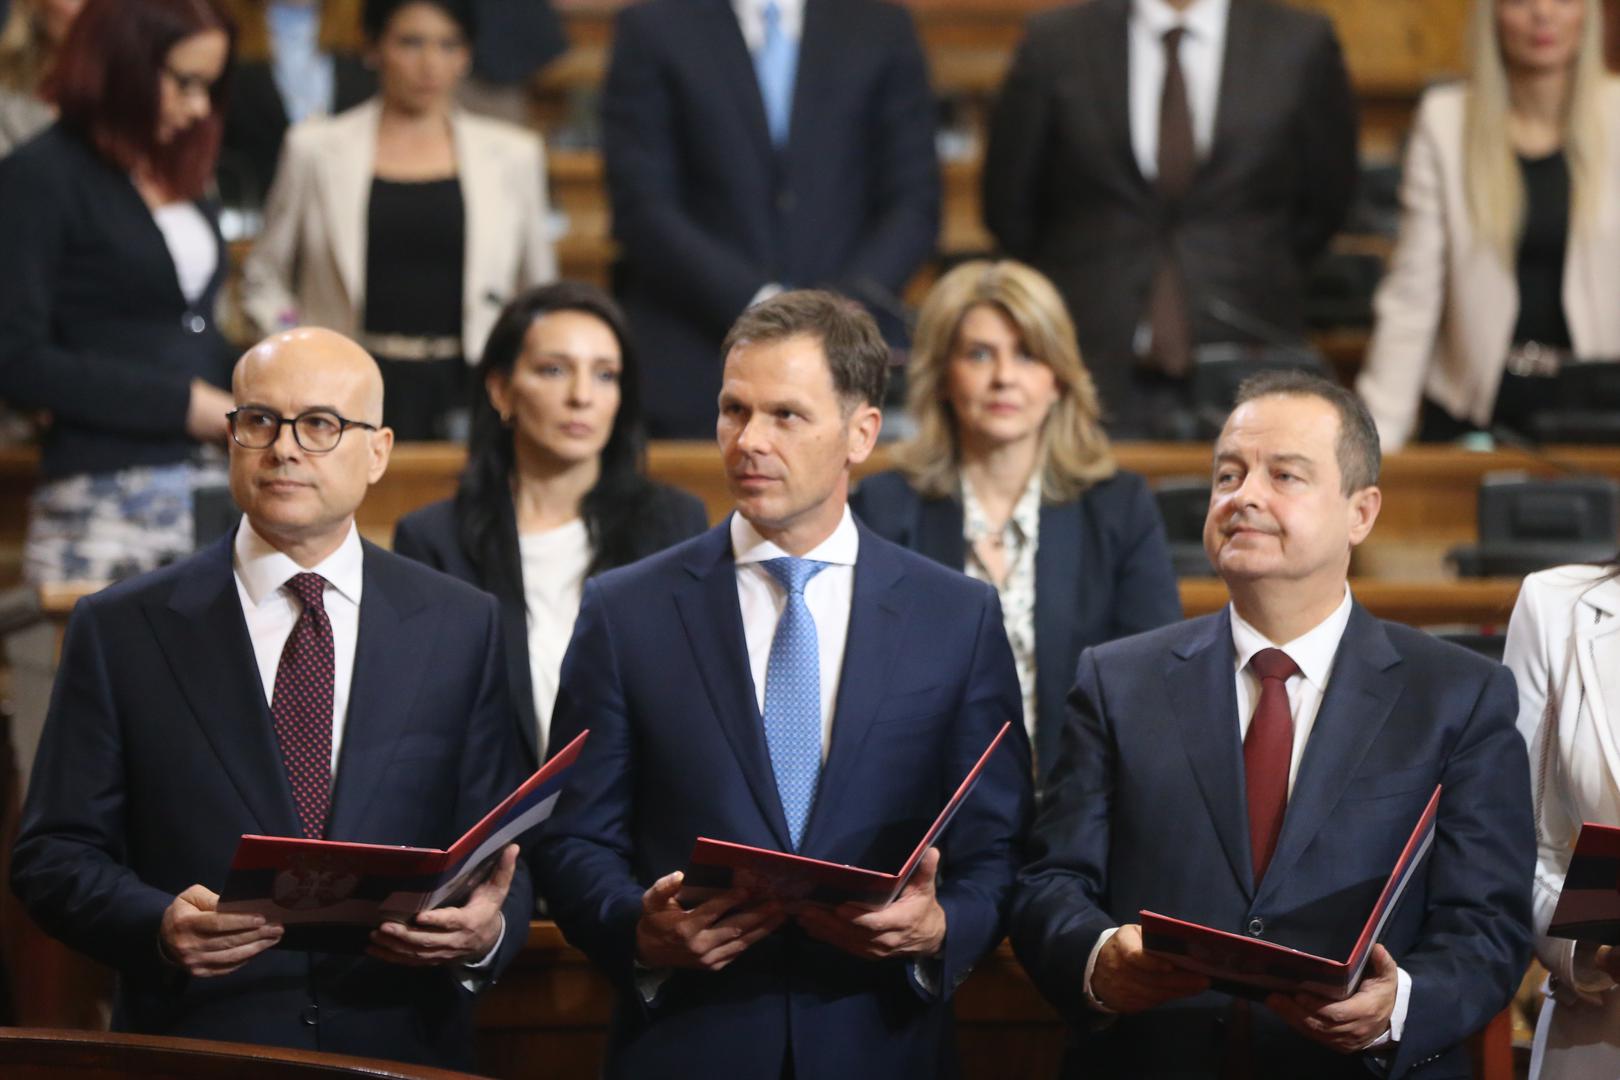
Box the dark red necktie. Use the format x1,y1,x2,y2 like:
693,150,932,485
1244,647,1299,885
272,572,334,839
1146,25,1196,377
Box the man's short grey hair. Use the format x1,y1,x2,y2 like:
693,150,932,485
1231,370,1381,493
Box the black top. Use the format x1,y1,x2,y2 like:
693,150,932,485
0,125,233,480
1512,150,1573,349
363,176,465,339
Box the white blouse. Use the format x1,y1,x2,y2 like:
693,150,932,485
152,201,218,304
519,518,592,757
961,470,1042,751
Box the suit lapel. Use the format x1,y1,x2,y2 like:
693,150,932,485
326,544,435,839
914,495,966,569
1033,500,1081,775
706,0,776,164
318,100,378,307
453,111,502,350
674,525,794,850
1094,0,1148,192
1574,581,1620,794
801,525,908,852
1257,605,1404,903
784,0,834,167
1165,611,1252,897
495,496,541,767
1202,0,1260,183
149,535,303,838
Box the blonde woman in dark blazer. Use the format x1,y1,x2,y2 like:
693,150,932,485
1357,0,1620,450
241,0,555,439
1506,562,1620,1078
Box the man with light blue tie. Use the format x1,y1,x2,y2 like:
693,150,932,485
600,0,939,438
535,291,1033,1079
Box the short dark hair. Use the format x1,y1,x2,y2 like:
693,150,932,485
1232,370,1381,493
363,0,475,42
721,290,890,410
45,0,234,200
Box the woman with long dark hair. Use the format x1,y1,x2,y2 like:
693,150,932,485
0,0,236,583
394,282,708,765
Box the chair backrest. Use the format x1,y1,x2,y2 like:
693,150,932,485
1449,472,1620,577
1151,477,1215,577
0,1028,481,1080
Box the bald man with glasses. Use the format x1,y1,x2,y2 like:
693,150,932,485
12,328,532,1070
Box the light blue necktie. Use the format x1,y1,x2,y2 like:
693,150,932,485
761,556,828,850
753,0,797,148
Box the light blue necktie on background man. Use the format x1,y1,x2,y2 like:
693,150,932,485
761,556,828,850
753,0,797,148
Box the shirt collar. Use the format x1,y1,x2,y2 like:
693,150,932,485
731,504,859,567
1230,584,1353,693
962,469,1042,546
1133,0,1229,41
233,517,364,609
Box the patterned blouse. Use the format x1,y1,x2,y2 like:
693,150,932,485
961,470,1042,752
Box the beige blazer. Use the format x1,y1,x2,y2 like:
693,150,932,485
1506,565,1620,1078
1357,81,1620,450
240,98,556,360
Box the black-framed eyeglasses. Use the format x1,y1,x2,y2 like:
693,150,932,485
227,407,378,453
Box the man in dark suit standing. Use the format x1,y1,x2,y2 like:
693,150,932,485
535,291,1033,1078
1011,371,1533,1078
601,0,939,437
11,328,532,1069
983,0,1358,433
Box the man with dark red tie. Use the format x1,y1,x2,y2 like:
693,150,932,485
1010,370,1534,1078
11,329,530,1069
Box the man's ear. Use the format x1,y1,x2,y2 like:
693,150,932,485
1347,485,1381,547
846,403,882,467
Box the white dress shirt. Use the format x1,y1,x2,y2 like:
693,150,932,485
732,505,857,759
1128,0,1229,181
1083,586,1410,1048
234,518,363,775
518,519,592,759
731,0,805,52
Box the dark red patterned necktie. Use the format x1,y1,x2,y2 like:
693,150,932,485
272,572,334,839
1244,647,1299,885
1146,25,1195,377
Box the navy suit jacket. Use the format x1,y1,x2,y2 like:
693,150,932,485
534,518,1034,1078
1009,604,1534,1079
602,0,940,436
392,483,708,767
850,469,1182,783
10,533,533,1070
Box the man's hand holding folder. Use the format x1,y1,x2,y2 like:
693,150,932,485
636,873,785,972
1266,943,1399,1053
795,847,946,961
368,843,521,968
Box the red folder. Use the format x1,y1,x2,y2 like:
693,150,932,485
1140,784,1441,1000
679,722,1012,908
1547,821,1620,944
216,730,588,946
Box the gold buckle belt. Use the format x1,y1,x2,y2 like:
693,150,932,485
358,332,463,362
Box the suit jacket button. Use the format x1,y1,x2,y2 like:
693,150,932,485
184,314,206,334
300,1004,320,1026
1246,917,1264,936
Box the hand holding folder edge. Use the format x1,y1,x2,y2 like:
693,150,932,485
214,730,589,950
1138,784,1441,1002
675,722,1013,910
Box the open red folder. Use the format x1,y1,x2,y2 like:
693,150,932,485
1547,821,1620,944
678,722,1012,908
216,730,588,947
1141,784,1441,1000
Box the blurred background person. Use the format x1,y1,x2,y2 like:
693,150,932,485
0,0,82,155
393,282,707,770
1504,558,1620,1079
241,0,555,441
851,260,1181,784
0,0,235,585
216,0,374,209
456,0,566,124
1358,0,1620,450
983,0,1357,436
600,0,939,437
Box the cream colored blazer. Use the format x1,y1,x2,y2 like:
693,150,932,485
1357,81,1620,450
240,98,557,360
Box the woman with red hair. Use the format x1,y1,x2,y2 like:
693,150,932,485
0,0,237,583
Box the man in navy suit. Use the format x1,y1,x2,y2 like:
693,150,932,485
535,291,1033,1078
1011,371,1534,1078
11,329,531,1069
601,0,939,437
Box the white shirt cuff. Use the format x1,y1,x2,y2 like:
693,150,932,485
455,913,505,992
1082,926,1121,1013
1359,966,1411,1049
634,959,672,1004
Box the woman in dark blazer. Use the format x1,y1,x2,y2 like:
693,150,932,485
0,0,236,583
852,260,1181,784
394,282,707,768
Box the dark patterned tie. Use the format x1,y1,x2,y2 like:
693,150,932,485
1146,25,1195,377
272,572,334,839
1244,647,1299,885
